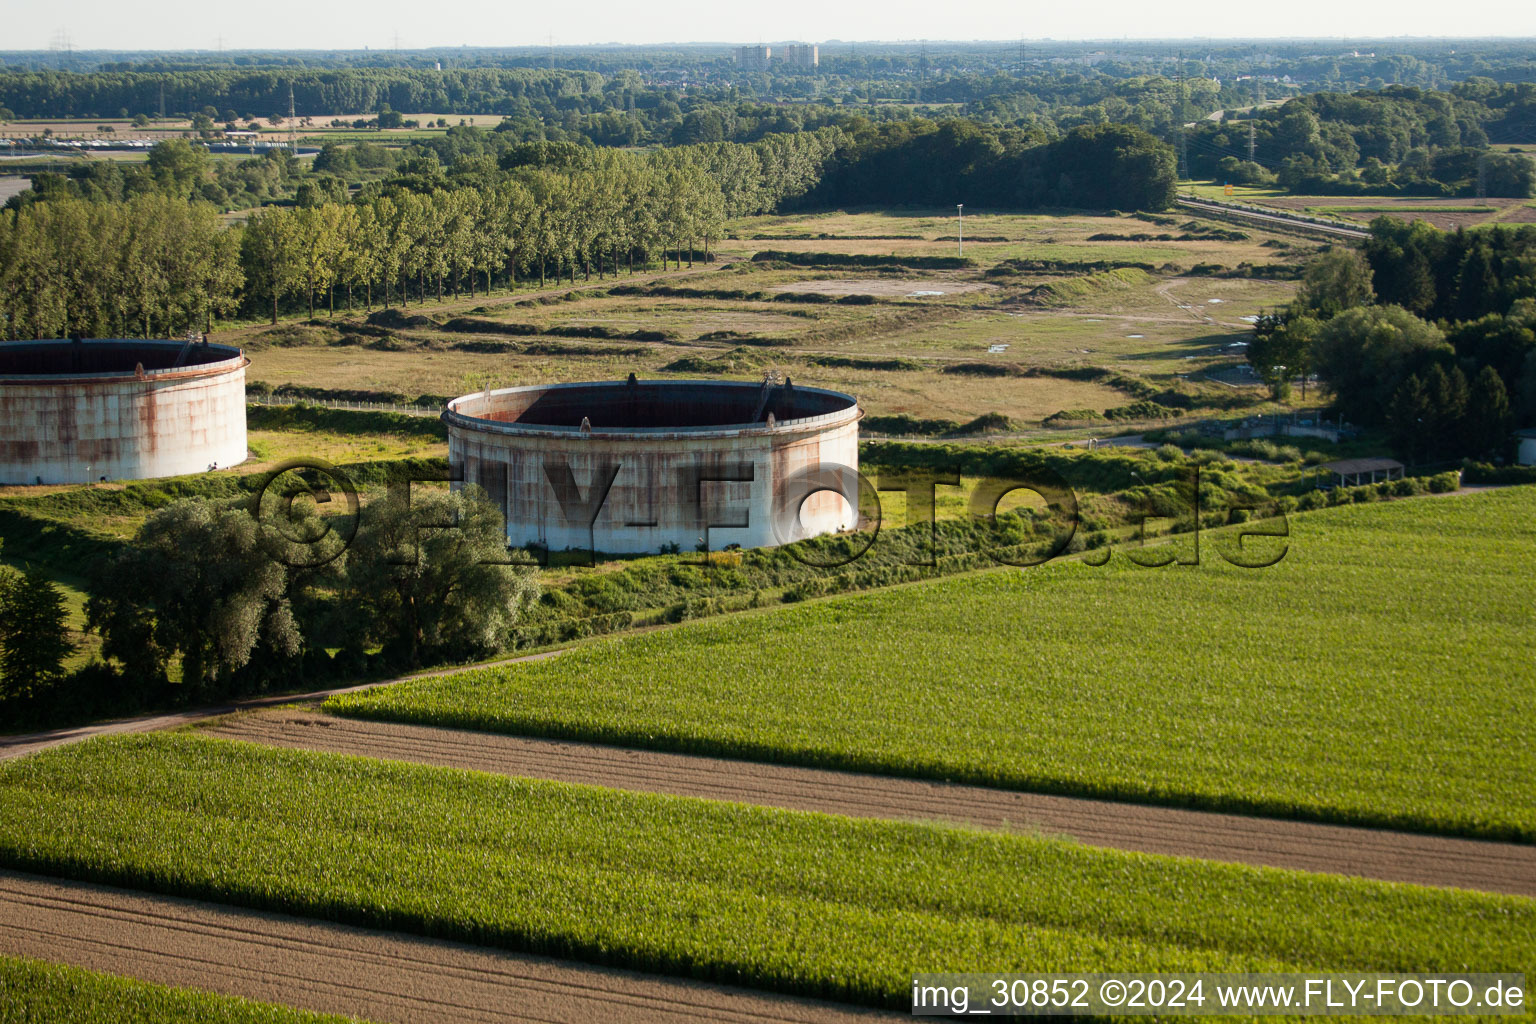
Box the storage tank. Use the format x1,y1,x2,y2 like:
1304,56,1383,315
445,377,862,554
0,339,248,485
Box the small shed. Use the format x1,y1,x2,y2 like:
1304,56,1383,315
1516,428,1536,466
1320,457,1404,488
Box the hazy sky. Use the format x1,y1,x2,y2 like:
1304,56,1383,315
10,0,1536,52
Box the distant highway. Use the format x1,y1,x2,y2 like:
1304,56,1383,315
1175,196,1372,241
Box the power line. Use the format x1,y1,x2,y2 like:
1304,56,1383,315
1175,54,1188,179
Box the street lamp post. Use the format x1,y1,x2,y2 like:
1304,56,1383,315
956,204,964,257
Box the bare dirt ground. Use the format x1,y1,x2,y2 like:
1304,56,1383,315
202,709,1536,898
0,870,894,1024
766,278,994,297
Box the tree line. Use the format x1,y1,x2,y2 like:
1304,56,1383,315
14,138,305,217
0,121,1176,339
0,67,605,121
0,193,239,340
0,132,844,338
241,150,737,324
1189,82,1536,198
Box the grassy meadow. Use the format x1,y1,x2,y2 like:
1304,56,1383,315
225,207,1312,430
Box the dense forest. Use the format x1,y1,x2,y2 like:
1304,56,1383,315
798,121,1175,210
1188,81,1536,197
1250,223,1536,461
13,116,1177,216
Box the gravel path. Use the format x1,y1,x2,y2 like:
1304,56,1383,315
0,871,894,1024
202,708,1536,897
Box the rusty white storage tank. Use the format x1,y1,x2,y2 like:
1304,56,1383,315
445,377,862,554
0,339,249,485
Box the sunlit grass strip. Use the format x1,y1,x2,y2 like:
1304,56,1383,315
329,488,1536,841
0,954,362,1024
0,734,1531,1010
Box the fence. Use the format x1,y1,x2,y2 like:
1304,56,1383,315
247,392,443,417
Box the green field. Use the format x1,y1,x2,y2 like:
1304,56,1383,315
329,488,1536,841
0,733,1529,1012
0,954,361,1023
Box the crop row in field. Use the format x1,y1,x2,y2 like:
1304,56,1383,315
0,955,354,1024
329,488,1536,841
0,734,1529,1011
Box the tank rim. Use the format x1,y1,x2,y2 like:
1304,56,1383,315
444,378,862,440
0,339,248,385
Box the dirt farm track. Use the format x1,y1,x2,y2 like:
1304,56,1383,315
203,709,1536,898
4,677,1533,1022
0,871,895,1024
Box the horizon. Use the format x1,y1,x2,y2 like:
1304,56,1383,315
5,35,1536,55
8,0,1536,55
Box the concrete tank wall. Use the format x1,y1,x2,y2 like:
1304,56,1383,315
445,380,861,554
0,340,248,485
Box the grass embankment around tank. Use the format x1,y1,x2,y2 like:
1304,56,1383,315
329,487,1536,843
0,733,1530,1012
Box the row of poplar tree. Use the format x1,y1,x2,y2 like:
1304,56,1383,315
0,135,841,340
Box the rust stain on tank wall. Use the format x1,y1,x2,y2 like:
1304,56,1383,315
447,380,860,554
0,340,248,485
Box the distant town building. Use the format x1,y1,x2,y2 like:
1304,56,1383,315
735,46,772,71
780,44,819,68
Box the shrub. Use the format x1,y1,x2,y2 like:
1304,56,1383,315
1427,471,1461,494
1104,401,1181,421
1043,409,1107,425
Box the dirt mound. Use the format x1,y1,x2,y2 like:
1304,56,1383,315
366,308,442,330
767,278,993,297
440,317,537,336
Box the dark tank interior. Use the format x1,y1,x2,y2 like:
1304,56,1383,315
0,339,240,376
474,380,855,429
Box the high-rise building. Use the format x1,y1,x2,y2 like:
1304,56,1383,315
734,45,772,71
780,44,819,68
